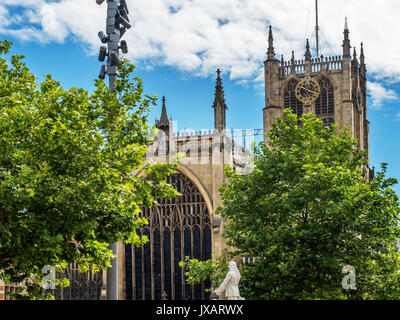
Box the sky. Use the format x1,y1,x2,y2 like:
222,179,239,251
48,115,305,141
0,0,399,195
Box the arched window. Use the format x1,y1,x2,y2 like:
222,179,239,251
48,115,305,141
315,77,334,126
284,79,303,118
125,172,212,300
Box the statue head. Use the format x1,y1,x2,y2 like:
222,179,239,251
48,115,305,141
228,261,238,271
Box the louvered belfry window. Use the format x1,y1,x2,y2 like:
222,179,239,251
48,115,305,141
315,77,334,126
125,172,212,300
284,79,303,118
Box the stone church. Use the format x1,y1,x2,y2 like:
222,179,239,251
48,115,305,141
118,17,371,301
0,18,371,301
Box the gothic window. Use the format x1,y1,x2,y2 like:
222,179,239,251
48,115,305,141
315,77,334,126
284,79,303,118
125,172,212,300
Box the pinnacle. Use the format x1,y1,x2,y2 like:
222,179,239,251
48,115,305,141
158,96,169,127
212,69,227,110
267,25,275,59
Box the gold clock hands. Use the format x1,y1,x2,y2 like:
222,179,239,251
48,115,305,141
301,87,318,95
305,88,318,95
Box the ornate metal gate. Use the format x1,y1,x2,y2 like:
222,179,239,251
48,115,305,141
48,263,103,300
125,172,212,300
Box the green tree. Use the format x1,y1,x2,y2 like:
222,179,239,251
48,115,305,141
0,41,177,299
217,109,400,300
179,252,229,293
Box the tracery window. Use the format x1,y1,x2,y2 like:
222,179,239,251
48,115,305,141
284,79,303,118
315,77,334,126
125,172,212,300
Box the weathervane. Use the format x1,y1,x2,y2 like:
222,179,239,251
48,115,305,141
96,0,132,301
97,0,130,90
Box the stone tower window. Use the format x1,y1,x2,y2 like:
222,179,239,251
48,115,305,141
284,79,303,118
315,77,334,126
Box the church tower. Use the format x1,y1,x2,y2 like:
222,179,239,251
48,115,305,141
263,19,370,166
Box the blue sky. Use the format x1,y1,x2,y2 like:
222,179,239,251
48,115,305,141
1,0,399,195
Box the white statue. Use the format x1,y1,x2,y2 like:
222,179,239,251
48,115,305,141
214,261,245,300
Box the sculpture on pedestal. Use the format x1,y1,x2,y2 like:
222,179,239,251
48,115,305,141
214,261,244,300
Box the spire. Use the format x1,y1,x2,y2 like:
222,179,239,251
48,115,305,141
360,42,365,66
359,42,366,77
352,47,358,62
160,96,168,124
216,68,222,86
267,25,276,60
212,69,227,131
342,17,351,57
305,38,312,61
155,96,170,129
352,47,359,74
213,69,227,110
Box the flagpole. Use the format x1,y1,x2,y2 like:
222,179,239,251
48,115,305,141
315,0,320,57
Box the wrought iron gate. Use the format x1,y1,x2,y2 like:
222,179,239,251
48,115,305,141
49,263,103,300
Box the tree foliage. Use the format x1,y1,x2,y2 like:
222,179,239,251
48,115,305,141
179,252,229,292
0,40,177,299
217,109,400,299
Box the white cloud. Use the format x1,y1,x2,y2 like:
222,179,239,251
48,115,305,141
1,0,400,95
0,5,9,26
368,81,398,110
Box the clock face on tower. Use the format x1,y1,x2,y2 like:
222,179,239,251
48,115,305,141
295,78,321,104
